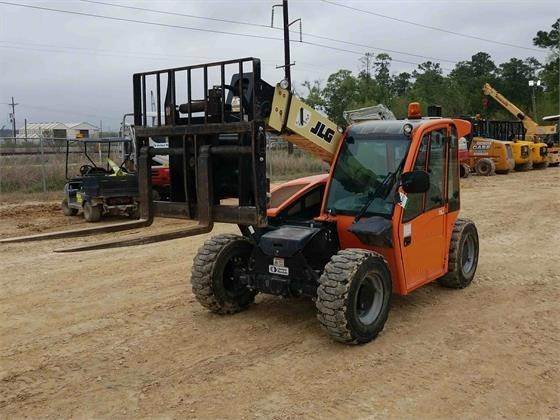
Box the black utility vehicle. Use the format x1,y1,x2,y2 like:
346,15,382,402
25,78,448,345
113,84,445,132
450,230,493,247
61,138,139,222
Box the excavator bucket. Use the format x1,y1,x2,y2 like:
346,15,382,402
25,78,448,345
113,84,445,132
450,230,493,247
2,58,272,252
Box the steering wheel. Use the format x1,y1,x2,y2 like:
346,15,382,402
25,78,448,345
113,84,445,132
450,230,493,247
79,164,93,176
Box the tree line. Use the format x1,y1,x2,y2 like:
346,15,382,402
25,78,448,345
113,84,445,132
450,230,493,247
300,19,559,127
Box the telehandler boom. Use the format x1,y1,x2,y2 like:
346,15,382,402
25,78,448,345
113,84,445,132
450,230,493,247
483,83,556,167
1,58,479,344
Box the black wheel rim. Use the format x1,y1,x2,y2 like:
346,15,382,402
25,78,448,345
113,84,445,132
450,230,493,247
355,274,384,325
222,253,249,298
461,233,476,275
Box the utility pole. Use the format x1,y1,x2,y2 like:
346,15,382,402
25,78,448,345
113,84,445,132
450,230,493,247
282,0,291,90
9,96,18,142
282,1,293,154
272,0,301,154
529,80,541,121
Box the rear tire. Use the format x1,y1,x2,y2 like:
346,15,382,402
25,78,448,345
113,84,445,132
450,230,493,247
191,234,256,315
533,162,548,169
316,249,392,344
61,198,78,216
460,163,470,178
438,218,479,289
474,158,495,176
515,161,533,171
83,201,102,222
127,205,140,219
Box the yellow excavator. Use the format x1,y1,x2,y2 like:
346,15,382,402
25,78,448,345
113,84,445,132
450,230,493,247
542,114,560,167
483,83,554,168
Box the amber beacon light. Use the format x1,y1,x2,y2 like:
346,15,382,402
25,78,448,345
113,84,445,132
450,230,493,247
407,102,422,119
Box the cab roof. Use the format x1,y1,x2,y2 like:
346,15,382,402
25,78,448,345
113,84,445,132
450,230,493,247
348,118,427,137
347,117,467,138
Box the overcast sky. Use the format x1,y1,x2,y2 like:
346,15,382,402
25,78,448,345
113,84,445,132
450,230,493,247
1,0,558,130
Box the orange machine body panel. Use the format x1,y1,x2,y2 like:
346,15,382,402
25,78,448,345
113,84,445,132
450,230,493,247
267,174,328,218
316,118,466,295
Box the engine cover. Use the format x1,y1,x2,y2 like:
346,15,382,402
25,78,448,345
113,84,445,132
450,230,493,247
258,225,321,258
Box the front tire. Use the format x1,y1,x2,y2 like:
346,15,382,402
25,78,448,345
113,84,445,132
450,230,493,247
475,158,495,176
460,163,470,178
127,205,140,219
438,218,479,289
83,201,102,222
316,249,392,344
61,198,78,216
191,234,256,315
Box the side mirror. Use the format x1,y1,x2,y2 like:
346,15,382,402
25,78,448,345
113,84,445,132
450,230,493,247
401,170,430,194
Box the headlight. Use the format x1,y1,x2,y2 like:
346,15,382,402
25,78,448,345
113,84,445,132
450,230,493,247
279,79,290,90
403,123,413,136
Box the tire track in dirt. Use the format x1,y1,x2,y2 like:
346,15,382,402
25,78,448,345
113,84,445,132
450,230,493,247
1,169,559,418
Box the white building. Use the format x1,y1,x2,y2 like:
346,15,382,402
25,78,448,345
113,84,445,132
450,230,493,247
17,122,100,142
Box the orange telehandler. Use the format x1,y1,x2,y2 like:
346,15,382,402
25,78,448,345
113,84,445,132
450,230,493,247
1,58,479,344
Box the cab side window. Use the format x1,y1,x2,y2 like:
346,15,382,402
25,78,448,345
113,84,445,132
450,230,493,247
403,129,447,221
448,127,460,211
403,134,428,222
425,130,446,211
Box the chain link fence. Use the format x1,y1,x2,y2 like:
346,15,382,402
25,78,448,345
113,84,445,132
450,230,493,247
0,135,328,199
0,136,124,197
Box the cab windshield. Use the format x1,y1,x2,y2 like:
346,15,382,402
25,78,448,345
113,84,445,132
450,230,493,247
326,135,410,217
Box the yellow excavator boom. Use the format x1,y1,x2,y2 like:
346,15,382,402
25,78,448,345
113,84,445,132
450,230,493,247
482,83,557,137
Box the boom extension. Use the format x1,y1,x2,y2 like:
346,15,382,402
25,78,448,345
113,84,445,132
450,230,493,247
483,83,556,137
268,85,342,163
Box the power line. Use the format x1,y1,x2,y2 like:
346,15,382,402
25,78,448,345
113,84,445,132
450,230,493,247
299,27,457,64
0,40,230,63
0,1,284,41
0,1,444,71
79,0,272,29
18,103,118,120
320,0,542,53
0,40,329,76
303,40,452,71
79,0,458,64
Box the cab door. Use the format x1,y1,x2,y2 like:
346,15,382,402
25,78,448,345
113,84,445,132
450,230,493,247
399,127,449,291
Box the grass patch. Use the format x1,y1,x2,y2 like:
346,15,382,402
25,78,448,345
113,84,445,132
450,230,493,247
267,148,328,181
0,147,327,199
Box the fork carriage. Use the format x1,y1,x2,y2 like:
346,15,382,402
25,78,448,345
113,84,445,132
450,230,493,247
1,58,275,250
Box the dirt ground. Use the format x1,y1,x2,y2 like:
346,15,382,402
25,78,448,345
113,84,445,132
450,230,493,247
1,169,559,419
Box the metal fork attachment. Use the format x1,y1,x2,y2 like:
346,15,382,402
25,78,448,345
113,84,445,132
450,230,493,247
2,58,271,252
0,148,154,245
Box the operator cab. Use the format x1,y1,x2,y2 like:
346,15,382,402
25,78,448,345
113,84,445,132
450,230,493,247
251,103,464,298
325,118,423,221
